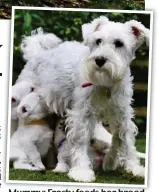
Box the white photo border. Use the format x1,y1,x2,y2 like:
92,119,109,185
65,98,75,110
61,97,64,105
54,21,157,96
6,6,154,188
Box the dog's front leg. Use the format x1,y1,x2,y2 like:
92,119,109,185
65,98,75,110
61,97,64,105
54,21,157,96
67,111,96,182
118,120,145,177
103,111,144,177
102,130,120,171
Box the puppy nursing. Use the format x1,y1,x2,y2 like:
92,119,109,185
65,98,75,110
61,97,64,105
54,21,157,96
11,81,37,136
9,16,149,182
10,28,62,136
10,91,53,170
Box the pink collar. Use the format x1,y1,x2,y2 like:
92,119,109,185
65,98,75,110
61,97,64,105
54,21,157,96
82,82,93,88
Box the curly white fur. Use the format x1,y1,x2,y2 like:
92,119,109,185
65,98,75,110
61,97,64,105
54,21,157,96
17,16,149,182
21,27,62,61
53,118,109,173
11,28,62,135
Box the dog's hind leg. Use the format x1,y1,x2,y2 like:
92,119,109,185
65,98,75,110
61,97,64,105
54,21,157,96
66,107,96,182
53,144,70,173
103,114,145,177
53,162,69,173
119,121,145,177
20,142,45,171
53,159,69,173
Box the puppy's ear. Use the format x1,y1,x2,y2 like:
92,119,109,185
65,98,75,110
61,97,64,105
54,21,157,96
125,20,150,49
82,16,109,44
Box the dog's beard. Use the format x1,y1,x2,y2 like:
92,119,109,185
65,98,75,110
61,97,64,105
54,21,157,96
84,57,126,86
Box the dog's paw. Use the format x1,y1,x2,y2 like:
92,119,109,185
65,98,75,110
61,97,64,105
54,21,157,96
68,168,95,182
125,164,145,178
133,166,145,177
102,153,118,171
53,163,69,173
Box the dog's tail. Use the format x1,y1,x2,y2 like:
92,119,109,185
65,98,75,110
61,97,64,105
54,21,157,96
137,151,146,159
21,27,62,61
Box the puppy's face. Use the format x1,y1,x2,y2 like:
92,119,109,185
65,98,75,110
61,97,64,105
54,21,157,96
12,81,37,108
82,17,149,86
17,92,48,121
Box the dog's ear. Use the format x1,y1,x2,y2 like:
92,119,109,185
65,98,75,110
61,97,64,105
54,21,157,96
125,20,150,49
82,16,109,44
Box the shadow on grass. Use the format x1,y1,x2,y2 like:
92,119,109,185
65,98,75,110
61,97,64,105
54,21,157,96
9,134,146,184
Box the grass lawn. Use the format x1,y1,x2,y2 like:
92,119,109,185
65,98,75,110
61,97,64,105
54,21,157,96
9,134,146,185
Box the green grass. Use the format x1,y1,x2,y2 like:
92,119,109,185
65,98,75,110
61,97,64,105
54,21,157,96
9,134,146,184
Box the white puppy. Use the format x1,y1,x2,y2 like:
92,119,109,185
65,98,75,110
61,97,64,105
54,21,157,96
11,81,37,136
10,91,53,171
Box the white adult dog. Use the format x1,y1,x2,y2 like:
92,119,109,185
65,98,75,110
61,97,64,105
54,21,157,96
17,16,149,182
11,29,113,172
10,91,53,170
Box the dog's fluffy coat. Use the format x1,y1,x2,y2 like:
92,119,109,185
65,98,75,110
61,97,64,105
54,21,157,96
12,16,149,182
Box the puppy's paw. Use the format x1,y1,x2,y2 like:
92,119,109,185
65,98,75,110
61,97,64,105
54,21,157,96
13,161,41,171
68,168,95,182
36,163,45,171
28,166,41,171
53,163,69,173
103,153,118,171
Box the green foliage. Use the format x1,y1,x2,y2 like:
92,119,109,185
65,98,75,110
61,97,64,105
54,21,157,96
14,10,150,53
13,10,150,76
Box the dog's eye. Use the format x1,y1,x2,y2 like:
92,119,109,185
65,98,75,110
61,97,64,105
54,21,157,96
30,87,34,92
114,40,124,48
96,39,102,45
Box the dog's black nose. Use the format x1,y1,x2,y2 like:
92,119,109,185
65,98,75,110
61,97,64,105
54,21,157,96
95,57,107,67
22,106,27,113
